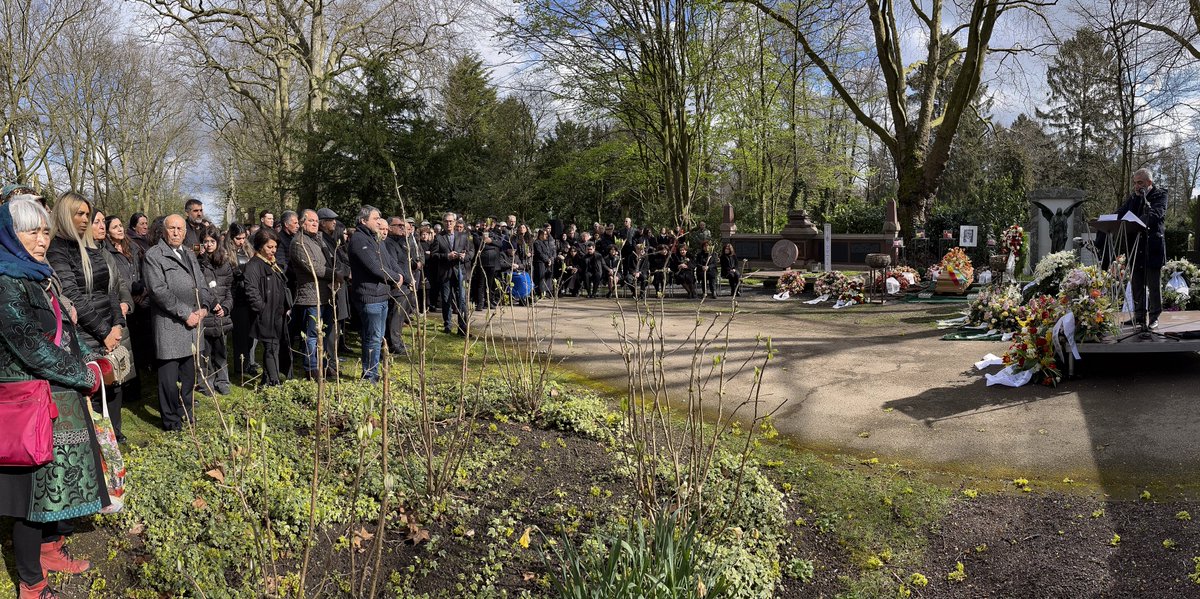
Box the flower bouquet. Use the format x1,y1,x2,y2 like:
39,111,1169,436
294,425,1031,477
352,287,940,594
876,266,921,292
935,247,974,294
814,271,847,298
967,283,1023,332
1001,224,1023,257
1001,224,1028,275
1059,265,1119,342
1162,258,1200,310
777,270,807,296
1003,294,1067,386
1022,249,1079,302
838,278,866,305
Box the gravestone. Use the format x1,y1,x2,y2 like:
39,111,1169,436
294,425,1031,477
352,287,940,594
1028,188,1087,266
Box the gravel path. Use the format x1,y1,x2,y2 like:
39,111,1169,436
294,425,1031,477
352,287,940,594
488,292,1200,493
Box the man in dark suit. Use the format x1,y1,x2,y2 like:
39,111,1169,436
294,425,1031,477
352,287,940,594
431,212,475,334
1118,167,1169,331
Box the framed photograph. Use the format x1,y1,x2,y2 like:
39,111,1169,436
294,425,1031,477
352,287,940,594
959,225,978,247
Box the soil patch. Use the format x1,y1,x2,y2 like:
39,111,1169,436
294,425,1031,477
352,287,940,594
917,493,1200,598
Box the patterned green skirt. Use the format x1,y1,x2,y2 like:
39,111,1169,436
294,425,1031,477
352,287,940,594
27,389,107,522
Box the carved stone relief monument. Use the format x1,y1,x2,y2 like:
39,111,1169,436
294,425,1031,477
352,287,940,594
1028,188,1087,264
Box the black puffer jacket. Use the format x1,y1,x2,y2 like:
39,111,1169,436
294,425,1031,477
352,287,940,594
47,237,126,351
200,257,234,335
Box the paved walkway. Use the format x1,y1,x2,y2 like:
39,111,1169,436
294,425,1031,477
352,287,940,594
489,294,1200,492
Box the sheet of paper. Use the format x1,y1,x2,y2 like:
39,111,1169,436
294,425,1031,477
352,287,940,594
1121,212,1146,227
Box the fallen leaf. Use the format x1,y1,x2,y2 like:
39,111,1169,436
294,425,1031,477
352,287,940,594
128,523,145,536
352,526,374,552
522,572,536,582
205,468,225,483
406,527,430,545
192,497,207,510
521,425,532,432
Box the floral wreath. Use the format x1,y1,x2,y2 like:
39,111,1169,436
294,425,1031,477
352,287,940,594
814,271,847,297
777,270,806,295
1001,224,1024,258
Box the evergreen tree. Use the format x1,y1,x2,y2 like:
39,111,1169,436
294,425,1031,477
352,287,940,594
300,59,440,218
1037,29,1120,196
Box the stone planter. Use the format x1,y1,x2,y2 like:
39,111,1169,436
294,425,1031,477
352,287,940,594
865,253,892,269
989,254,1008,273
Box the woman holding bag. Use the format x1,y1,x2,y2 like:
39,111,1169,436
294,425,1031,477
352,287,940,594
198,225,234,394
0,199,115,598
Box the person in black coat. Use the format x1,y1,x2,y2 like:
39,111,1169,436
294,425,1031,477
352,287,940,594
695,240,717,298
532,229,556,299
48,193,127,439
349,206,406,379
198,226,234,394
320,218,352,355
560,246,581,296
623,243,649,297
104,214,146,411
601,244,621,298
430,213,474,334
648,244,670,296
419,225,439,311
720,243,742,296
384,216,416,354
224,223,257,377
580,243,604,298
672,244,697,299
243,228,291,386
475,232,503,309
1118,167,1169,330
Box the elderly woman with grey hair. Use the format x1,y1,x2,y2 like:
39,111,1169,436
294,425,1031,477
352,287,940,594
0,199,115,598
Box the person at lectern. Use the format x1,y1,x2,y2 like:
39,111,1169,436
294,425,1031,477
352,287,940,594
1118,167,1168,331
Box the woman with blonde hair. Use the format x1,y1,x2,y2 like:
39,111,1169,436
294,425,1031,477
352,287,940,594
47,192,127,441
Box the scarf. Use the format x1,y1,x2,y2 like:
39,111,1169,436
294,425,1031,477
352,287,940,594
0,203,53,281
260,253,283,276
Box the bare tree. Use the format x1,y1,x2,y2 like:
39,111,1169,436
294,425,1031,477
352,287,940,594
133,0,463,210
737,0,1055,234
1122,0,1200,60
505,0,742,226
0,0,91,184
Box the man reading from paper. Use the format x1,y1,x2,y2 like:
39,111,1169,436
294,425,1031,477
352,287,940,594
1118,167,1168,331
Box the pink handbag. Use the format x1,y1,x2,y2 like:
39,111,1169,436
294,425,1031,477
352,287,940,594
0,292,64,467
0,379,58,466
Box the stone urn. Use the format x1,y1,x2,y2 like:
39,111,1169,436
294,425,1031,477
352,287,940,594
866,253,892,269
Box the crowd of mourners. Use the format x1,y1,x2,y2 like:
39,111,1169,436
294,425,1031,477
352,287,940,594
0,183,743,598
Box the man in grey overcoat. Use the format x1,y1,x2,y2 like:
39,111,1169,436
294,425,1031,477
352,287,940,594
143,214,214,431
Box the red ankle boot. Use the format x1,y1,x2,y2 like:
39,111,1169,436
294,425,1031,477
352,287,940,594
19,579,60,598
40,537,90,575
